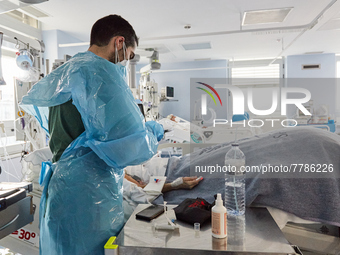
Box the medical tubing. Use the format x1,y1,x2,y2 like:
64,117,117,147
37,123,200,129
0,131,20,181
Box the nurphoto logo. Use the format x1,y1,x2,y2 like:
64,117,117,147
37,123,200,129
197,83,312,128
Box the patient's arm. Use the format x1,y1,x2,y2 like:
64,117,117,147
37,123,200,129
162,177,202,193
124,174,202,192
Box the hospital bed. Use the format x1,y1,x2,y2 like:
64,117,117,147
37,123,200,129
17,127,340,254
150,127,340,254
159,115,260,146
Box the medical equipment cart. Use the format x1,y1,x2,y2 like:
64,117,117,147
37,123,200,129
0,182,35,239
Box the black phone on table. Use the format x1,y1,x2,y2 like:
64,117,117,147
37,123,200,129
135,205,164,222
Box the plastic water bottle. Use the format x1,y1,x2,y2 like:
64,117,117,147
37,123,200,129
227,215,245,248
224,143,246,216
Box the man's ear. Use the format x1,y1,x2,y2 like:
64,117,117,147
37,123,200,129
115,36,125,50
108,36,123,50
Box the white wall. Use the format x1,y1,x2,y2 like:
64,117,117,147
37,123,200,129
42,30,58,67
136,60,228,121
56,30,88,59
42,30,88,73
286,53,336,78
285,53,337,118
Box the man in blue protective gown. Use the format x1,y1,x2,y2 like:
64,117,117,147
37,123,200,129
20,15,164,255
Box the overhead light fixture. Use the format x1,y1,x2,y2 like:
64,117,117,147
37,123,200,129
195,58,212,61
242,7,293,26
19,0,48,3
304,51,324,54
181,42,211,51
59,42,89,47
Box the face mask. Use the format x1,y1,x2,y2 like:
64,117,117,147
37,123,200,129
115,41,130,82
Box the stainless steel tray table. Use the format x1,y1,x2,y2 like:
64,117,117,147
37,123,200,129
115,204,296,255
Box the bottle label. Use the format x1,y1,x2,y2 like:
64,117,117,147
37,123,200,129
224,212,227,235
212,212,221,235
212,212,227,236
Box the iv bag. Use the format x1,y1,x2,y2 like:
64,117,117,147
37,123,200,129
16,66,39,83
0,32,6,85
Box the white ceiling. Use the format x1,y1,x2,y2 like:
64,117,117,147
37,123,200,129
22,0,340,63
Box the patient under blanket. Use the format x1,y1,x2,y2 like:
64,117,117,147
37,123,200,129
153,127,340,227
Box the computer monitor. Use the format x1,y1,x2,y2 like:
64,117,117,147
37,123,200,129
166,86,174,98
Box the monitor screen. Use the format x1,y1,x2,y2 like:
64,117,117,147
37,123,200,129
166,86,174,98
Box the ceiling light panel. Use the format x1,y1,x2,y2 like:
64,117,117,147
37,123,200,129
20,5,49,18
242,8,293,26
181,42,211,51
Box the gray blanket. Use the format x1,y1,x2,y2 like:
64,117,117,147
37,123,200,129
154,127,340,227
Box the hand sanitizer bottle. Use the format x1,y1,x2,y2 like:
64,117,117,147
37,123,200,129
212,193,227,238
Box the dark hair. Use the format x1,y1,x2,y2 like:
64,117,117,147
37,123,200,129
90,15,138,47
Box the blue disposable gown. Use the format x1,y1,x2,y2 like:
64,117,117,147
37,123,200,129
20,51,164,255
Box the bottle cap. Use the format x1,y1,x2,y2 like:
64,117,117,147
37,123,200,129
232,143,239,147
216,193,223,206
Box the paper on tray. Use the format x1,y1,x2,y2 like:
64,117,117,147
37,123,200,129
143,176,166,195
